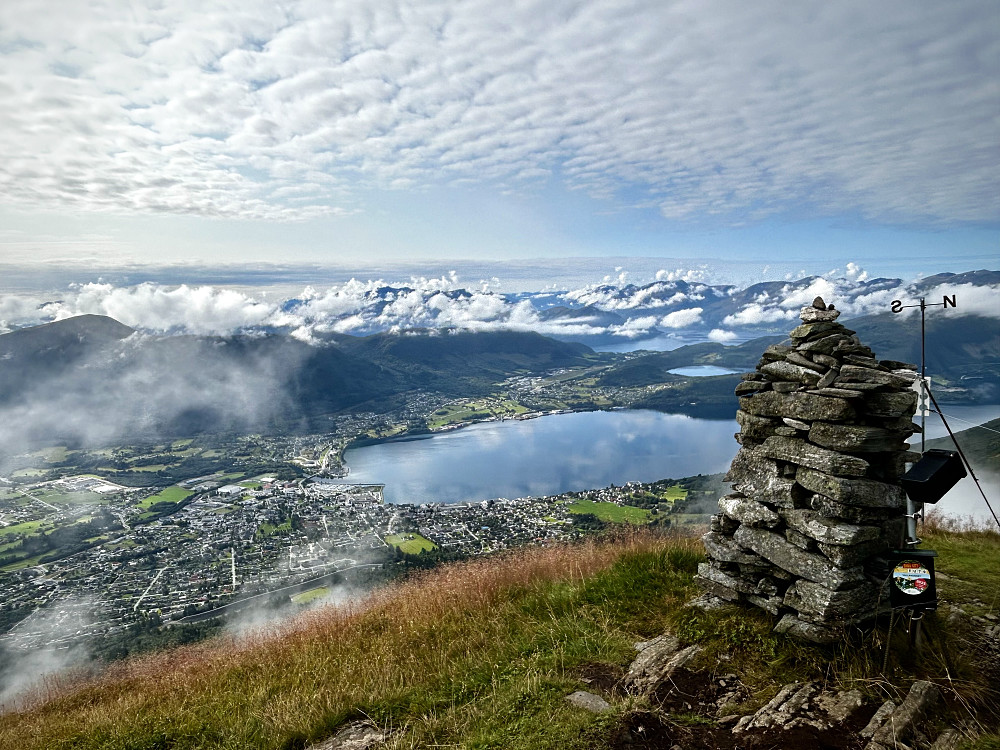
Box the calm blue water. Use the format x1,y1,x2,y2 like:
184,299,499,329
343,410,739,504
342,404,1000,522
667,365,740,376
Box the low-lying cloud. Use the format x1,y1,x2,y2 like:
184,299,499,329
2,267,998,346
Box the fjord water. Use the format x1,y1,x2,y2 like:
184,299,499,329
342,404,1000,521
343,410,738,504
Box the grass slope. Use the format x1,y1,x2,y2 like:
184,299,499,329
0,526,997,750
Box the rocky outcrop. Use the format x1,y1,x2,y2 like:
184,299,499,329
698,297,918,641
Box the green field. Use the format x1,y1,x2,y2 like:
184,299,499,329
385,533,437,554
0,520,48,538
566,498,652,524
137,486,194,509
291,586,330,605
657,484,688,501
428,399,531,429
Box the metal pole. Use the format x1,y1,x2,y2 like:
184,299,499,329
907,298,927,546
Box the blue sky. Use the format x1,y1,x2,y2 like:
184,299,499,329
0,0,997,277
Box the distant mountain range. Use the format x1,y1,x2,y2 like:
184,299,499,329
1,296,995,456
0,315,599,452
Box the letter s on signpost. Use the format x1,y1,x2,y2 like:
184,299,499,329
890,300,903,314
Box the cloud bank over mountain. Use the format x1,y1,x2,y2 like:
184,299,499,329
1,267,996,346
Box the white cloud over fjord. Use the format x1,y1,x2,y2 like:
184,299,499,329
0,0,996,229
1,265,995,342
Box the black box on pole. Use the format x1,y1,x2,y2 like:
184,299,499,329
901,449,966,505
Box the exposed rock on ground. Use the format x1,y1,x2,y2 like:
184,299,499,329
306,721,385,750
584,637,966,750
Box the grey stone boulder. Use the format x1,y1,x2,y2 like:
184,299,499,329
838,364,915,389
810,386,870,399
725,447,800,506
798,334,853,355
796,467,906,509
702,531,766,565
783,509,881,546
307,723,386,750
761,360,823,385
817,538,884,567
623,634,701,697
719,494,782,528
784,579,878,621
735,410,781,440
773,614,843,643
863,391,918,418
800,306,842,323
869,680,941,749
735,379,771,395
696,562,759,595
734,525,864,589
566,690,612,713
761,343,794,362
759,436,869,477
808,422,908,453
740,392,856,422
789,321,843,340
812,353,840,369
809,495,900,524
786,351,827,371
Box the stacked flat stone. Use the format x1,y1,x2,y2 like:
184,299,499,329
697,297,919,642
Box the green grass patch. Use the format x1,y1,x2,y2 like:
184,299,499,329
291,586,330,605
137,486,193,509
385,532,437,554
567,498,652,524
27,446,68,463
0,553,46,572
657,483,688,501
0,520,48,538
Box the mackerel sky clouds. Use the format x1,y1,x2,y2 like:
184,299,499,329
0,0,997,270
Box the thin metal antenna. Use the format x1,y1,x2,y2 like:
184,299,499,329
890,293,958,546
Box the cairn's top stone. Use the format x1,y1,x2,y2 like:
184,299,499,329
800,297,840,323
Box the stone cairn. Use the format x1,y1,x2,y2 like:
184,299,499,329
697,297,920,642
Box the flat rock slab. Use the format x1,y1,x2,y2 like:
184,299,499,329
624,635,701,697
734,681,864,734
759,436,869,477
307,722,385,750
783,509,881,546
784,579,878,621
808,422,908,453
734,525,864,590
702,531,766,565
863,391,918,418
566,690,612,713
761,360,822,385
869,680,941,749
796,467,906,508
740,392,857,422
719,494,781,528
773,614,844,643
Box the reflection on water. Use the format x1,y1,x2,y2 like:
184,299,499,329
343,410,738,504
668,365,739,377
342,404,1000,523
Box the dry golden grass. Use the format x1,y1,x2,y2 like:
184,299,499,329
0,529,701,750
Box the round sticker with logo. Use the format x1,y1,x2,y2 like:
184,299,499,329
892,560,931,596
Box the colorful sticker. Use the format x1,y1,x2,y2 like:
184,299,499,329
892,560,931,596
